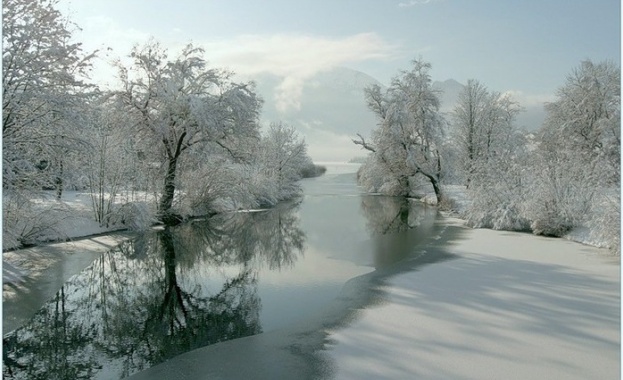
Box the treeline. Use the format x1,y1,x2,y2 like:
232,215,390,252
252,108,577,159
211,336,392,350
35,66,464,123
355,59,620,253
2,0,323,248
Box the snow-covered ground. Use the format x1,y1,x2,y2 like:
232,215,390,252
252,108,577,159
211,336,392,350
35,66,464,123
426,185,618,252
3,190,144,251
326,217,620,380
2,190,146,290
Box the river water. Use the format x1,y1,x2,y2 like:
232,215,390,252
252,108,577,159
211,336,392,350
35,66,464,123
3,163,447,379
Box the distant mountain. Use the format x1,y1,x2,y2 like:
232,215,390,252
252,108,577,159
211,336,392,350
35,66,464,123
254,67,382,161
433,79,464,113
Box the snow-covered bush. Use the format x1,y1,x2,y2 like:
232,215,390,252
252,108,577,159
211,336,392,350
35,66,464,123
527,60,620,247
106,202,154,231
179,164,258,215
3,192,71,250
587,192,620,254
245,167,281,208
522,155,591,237
437,195,459,212
465,191,529,231
299,163,327,178
464,161,530,231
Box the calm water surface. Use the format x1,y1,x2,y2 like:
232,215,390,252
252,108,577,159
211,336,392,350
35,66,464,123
3,163,440,379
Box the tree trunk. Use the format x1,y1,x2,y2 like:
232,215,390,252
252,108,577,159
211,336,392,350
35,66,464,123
56,159,64,200
431,177,443,205
398,175,410,196
159,156,179,222
159,132,187,225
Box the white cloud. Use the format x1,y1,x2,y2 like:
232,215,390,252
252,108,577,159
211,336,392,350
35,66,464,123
201,33,397,113
71,15,397,112
502,90,556,107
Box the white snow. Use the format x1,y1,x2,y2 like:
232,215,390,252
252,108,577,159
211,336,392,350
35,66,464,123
434,185,618,251
3,190,158,251
326,217,620,379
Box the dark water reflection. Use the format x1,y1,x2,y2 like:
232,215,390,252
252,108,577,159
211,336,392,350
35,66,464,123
4,171,440,379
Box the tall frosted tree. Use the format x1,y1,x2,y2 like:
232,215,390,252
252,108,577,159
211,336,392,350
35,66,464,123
540,60,620,187
527,60,620,241
260,122,308,199
116,41,262,223
2,0,97,247
3,0,95,192
451,79,522,187
355,59,446,203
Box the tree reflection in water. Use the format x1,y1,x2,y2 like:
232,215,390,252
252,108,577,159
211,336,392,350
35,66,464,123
360,196,438,269
3,201,305,379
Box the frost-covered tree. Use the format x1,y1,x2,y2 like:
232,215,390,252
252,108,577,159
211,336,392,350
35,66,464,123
541,60,620,188
526,60,620,242
451,79,522,187
355,59,446,203
452,80,529,230
116,41,262,223
2,0,97,248
3,0,95,191
259,122,308,200
78,97,156,229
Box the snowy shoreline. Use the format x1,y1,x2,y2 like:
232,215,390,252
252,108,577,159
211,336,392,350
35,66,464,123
3,184,617,334
326,216,620,380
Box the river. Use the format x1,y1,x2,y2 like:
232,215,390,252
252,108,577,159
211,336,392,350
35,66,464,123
3,163,451,379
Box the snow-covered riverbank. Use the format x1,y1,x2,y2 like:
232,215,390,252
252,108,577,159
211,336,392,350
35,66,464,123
326,217,620,380
3,232,134,333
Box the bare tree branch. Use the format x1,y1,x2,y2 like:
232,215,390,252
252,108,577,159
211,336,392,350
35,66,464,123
352,133,376,153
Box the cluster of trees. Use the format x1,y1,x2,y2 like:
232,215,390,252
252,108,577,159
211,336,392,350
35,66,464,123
355,59,620,253
3,0,321,248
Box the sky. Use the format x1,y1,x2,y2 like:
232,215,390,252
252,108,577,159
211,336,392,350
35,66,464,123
57,0,620,158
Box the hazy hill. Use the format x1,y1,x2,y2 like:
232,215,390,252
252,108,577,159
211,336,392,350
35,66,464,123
254,67,382,161
433,78,464,113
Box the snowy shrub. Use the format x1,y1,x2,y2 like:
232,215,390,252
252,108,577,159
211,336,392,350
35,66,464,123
586,192,620,254
106,202,154,231
465,194,529,231
522,149,595,237
246,168,280,208
528,59,620,243
437,195,459,212
179,164,258,215
357,157,402,195
464,162,530,232
259,122,308,201
3,192,71,250
299,163,327,178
